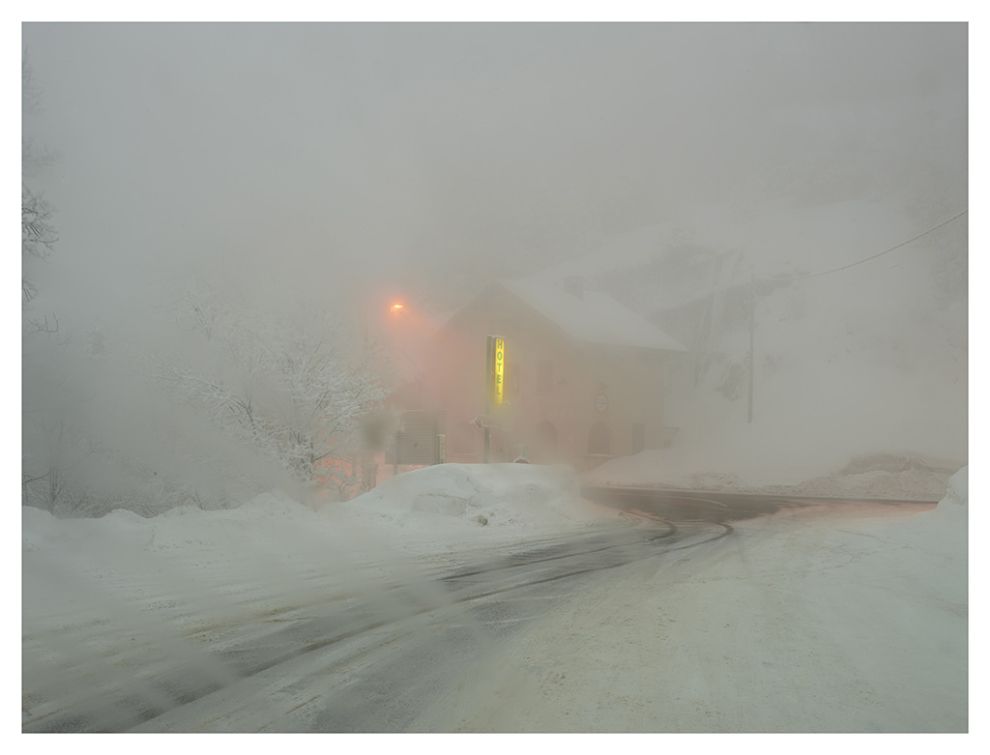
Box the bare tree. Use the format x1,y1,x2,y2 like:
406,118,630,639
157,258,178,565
22,52,59,318
22,51,67,513
159,296,387,500
22,185,58,305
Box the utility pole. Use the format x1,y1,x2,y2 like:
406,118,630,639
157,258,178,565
747,268,755,424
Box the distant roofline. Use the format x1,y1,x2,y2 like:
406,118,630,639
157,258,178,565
497,278,686,352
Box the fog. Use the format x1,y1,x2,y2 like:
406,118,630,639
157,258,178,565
20,22,970,735
22,23,967,515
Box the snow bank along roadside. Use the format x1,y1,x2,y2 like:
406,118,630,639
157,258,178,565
22,463,625,728
410,466,968,732
23,463,621,635
585,449,957,501
343,463,618,544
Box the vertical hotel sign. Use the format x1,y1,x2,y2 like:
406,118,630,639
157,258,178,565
486,335,506,408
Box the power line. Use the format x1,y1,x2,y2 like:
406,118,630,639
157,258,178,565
784,208,967,282
743,207,965,425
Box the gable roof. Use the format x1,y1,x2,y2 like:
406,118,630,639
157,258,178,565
501,278,686,352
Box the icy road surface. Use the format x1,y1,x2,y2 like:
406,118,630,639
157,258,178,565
23,517,720,732
22,494,964,732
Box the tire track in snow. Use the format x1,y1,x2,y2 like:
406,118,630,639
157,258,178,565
25,518,731,732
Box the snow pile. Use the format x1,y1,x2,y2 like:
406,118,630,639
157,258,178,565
23,464,616,612
938,465,968,510
343,463,615,538
829,464,968,663
884,465,967,568
782,454,958,500
22,506,155,564
23,492,375,630
587,450,956,501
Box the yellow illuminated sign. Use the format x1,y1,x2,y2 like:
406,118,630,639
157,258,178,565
493,336,505,406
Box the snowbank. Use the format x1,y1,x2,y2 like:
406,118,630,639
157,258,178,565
22,462,619,718
878,465,967,566
939,464,968,509
344,463,613,538
586,450,956,501
24,463,611,556
23,464,618,621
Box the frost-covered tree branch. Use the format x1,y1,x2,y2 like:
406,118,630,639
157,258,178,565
22,54,59,313
22,182,59,308
22,186,58,262
159,295,387,498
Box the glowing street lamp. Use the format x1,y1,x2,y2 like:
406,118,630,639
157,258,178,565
389,301,406,315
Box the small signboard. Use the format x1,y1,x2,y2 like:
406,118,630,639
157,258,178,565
486,335,506,408
493,336,505,406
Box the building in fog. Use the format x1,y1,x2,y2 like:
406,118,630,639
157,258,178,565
391,276,686,468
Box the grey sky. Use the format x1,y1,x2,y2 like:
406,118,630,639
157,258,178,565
23,23,966,320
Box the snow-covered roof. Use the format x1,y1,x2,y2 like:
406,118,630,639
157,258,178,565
502,278,686,352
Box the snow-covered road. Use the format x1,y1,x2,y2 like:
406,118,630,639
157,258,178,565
22,464,967,733
410,501,967,732
25,517,735,731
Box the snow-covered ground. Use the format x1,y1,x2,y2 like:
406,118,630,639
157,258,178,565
23,463,618,642
586,449,957,501
411,467,968,732
22,464,623,730
345,463,619,549
22,463,967,732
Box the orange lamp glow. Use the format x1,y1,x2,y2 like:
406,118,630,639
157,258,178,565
389,302,406,314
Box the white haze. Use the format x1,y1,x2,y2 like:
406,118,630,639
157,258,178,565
22,23,966,515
